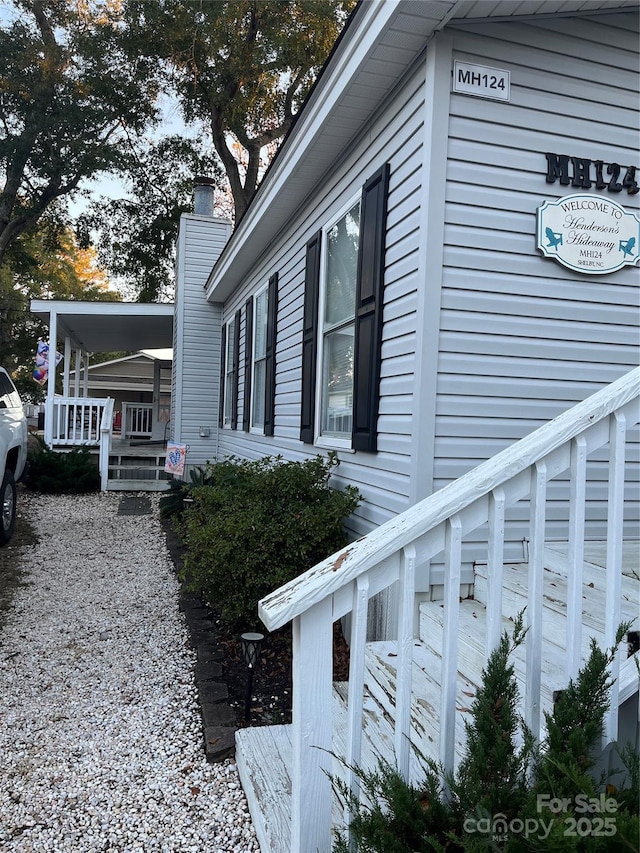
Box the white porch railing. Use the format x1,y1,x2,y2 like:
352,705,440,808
50,397,110,446
122,403,153,438
99,398,115,492
259,368,640,853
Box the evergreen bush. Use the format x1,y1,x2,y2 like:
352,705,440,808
333,618,639,852
178,452,360,628
26,437,100,493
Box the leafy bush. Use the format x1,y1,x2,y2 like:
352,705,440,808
26,436,100,493
179,452,360,627
333,617,639,852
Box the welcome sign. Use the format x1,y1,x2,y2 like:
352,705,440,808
536,194,640,274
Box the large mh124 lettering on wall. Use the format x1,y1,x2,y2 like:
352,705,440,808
546,153,638,195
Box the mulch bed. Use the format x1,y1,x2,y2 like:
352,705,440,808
162,516,350,728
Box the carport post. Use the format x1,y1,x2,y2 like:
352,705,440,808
63,337,71,397
74,350,81,396
44,309,57,447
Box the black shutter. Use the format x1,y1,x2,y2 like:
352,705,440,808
352,163,390,452
264,272,278,436
231,309,241,430
243,297,253,432
218,323,226,430
300,232,322,444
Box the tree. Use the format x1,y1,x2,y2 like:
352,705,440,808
1,218,120,398
0,0,160,266
77,135,223,302
126,0,357,223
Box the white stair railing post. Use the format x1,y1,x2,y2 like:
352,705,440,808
345,575,369,846
439,515,462,776
486,488,506,657
99,399,114,492
395,545,416,781
291,598,333,853
603,411,626,744
566,435,587,682
526,460,547,740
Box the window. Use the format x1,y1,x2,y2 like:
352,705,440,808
221,312,239,429
0,370,19,410
300,163,390,452
319,200,360,440
251,286,268,429
243,274,278,435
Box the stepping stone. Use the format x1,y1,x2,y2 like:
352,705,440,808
116,496,152,516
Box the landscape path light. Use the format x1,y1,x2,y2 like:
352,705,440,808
240,631,264,723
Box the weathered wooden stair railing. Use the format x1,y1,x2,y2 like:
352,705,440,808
258,367,640,853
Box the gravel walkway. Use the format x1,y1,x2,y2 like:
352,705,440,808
0,491,259,853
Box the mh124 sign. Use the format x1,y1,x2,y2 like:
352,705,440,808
453,61,510,102
537,194,640,275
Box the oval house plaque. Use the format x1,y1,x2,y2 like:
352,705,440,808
536,194,640,275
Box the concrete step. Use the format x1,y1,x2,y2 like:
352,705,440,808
106,479,170,492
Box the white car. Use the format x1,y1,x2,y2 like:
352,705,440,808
0,368,28,544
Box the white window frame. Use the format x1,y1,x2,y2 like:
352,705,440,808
315,193,361,451
250,284,269,433
223,314,237,428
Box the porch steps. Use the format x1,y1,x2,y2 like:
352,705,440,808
106,450,170,492
235,724,293,853
106,478,169,492
236,549,640,853
236,665,461,853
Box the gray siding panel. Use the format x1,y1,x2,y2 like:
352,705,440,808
216,61,428,535
428,13,639,561
197,11,638,554
173,215,231,469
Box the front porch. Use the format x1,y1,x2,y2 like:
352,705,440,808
30,300,175,491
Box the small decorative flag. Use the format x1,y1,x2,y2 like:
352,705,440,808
164,441,187,476
33,341,63,385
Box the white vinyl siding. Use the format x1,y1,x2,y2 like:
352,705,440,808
172,214,231,468
217,60,427,537
426,13,639,563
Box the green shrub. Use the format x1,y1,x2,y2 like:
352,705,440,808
26,437,100,493
333,618,639,852
179,452,360,628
